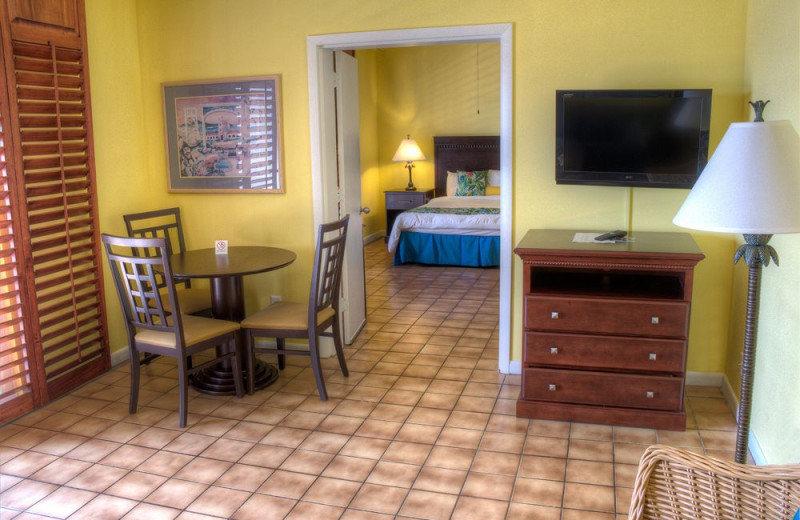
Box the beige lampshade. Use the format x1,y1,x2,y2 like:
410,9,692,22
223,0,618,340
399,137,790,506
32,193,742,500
673,120,800,234
392,136,426,162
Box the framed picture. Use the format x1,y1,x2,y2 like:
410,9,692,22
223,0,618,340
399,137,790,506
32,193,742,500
162,76,284,193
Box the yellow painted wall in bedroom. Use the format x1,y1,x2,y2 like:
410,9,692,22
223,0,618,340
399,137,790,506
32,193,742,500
741,0,800,464
86,1,746,379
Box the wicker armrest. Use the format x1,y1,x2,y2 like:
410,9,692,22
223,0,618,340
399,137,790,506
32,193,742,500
629,445,800,520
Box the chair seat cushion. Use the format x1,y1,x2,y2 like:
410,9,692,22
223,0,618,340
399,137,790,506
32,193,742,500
159,287,211,315
240,301,335,331
136,314,239,349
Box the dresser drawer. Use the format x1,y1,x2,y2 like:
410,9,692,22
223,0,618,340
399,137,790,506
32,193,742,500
523,368,683,411
386,191,428,210
525,332,685,373
525,296,689,338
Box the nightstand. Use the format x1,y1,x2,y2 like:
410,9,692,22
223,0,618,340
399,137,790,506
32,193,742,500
385,189,434,240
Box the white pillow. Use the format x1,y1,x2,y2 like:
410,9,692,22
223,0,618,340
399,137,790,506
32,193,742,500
488,169,501,187
446,171,458,196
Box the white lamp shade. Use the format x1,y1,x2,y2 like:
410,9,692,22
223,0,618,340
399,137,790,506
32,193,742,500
392,137,426,162
673,120,800,234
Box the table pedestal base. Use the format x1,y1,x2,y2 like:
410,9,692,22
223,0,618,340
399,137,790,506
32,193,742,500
192,360,279,395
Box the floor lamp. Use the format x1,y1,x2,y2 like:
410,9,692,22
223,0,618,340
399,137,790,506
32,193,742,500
673,104,800,463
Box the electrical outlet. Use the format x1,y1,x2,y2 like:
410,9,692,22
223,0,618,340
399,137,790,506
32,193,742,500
270,295,281,303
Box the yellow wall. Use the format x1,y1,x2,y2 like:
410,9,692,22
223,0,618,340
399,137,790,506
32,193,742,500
375,44,501,198
742,0,800,464
357,43,501,235
357,50,383,239
86,0,161,350
86,1,745,393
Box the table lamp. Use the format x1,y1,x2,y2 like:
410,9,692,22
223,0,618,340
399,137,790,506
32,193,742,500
392,135,426,191
673,101,800,464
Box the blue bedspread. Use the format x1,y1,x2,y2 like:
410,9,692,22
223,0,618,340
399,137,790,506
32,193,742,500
393,232,499,267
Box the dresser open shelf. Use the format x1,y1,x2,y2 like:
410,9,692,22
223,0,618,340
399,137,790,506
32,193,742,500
514,229,705,430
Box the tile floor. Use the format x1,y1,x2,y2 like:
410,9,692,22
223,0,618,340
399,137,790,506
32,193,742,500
0,240,738,519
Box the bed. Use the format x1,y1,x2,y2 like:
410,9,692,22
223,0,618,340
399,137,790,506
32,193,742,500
387,135,501,267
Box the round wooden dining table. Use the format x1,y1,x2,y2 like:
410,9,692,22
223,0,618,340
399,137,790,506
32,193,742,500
170,246,296,395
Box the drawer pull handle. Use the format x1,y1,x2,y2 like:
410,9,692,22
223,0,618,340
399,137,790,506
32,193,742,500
649,353,657,361
651,316,660,325
550,347,559,355
548,384,557,391
551,311,560,320
646,391,655,399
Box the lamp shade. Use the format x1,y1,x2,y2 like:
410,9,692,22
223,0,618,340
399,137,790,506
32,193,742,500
673,120,800,234
392,137,426,162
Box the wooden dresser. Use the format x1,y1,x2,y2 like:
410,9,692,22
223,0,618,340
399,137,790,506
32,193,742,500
514,229,704,430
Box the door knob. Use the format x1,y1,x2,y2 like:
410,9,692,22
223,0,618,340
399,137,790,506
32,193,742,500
360,207,371,214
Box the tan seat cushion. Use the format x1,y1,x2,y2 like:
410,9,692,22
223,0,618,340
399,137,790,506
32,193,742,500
158,287,211,315
240,301,335,331
135,314,239,349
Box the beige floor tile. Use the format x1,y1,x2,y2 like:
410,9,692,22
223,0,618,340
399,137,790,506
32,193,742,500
461,471,515,501
186,485,250,518
451,496,509,520
5,242,741,520
563,482,616,513
302,476,362,507
349,483,408,515
399,489,458,520
231,494,296,520
145,478,207,509
367,460,421,487
566,459,615,486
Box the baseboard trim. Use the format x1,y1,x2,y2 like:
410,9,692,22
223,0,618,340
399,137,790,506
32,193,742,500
363,231,384,245
110,347,129,367
508,360,521,375
685,371,724,387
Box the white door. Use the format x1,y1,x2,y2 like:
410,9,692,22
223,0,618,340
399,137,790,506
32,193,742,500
320,49,366,344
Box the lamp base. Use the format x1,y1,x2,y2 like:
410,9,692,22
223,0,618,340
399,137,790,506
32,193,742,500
405,163,416,191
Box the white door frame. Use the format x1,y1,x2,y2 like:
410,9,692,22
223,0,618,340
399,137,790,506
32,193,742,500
307,24,514,374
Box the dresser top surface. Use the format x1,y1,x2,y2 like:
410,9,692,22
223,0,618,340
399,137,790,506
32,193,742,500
515,229,704,258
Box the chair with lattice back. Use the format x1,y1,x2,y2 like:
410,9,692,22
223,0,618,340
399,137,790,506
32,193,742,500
102,233,243,428
123,207,211,316
629,445,800,520
240,216,349,399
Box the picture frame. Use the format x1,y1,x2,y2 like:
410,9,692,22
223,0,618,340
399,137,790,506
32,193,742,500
162,76,284,193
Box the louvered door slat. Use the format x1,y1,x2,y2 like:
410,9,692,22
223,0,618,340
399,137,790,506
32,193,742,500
0,102,36,420
6,27,109,405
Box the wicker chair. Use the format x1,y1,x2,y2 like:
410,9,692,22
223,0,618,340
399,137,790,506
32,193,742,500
629,445,800,520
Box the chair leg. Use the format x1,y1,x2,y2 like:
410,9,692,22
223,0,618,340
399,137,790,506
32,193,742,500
178,357,189,428
276,338,286,370
129,347,141,415
308,333,328,400
331,317,349,377
230,337,244,399
245,331,256,395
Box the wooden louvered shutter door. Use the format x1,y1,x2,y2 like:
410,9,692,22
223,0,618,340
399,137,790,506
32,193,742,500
0,73,41,422
0,0,109,417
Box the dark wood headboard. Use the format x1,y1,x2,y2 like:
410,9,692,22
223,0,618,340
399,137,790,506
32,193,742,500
433,136,500,197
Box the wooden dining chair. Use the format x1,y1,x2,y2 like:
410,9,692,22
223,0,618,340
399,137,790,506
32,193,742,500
629,445,800,520
241,216,349,399
102,234,244,427
123,207,211,316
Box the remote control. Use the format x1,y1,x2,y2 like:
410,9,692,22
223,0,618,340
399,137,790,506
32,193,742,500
595,230,627,241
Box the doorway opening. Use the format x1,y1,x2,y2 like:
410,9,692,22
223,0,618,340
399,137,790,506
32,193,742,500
307,24,513,374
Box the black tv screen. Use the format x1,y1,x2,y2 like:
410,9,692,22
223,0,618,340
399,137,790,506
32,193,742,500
555,89,712,189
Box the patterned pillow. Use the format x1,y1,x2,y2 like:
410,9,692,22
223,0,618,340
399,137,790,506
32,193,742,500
454,170,488,196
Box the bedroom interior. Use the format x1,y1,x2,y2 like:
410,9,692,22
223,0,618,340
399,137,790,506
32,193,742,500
1,0,799,518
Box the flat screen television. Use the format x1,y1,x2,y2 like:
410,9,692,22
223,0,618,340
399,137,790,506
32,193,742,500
555,89,712,189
